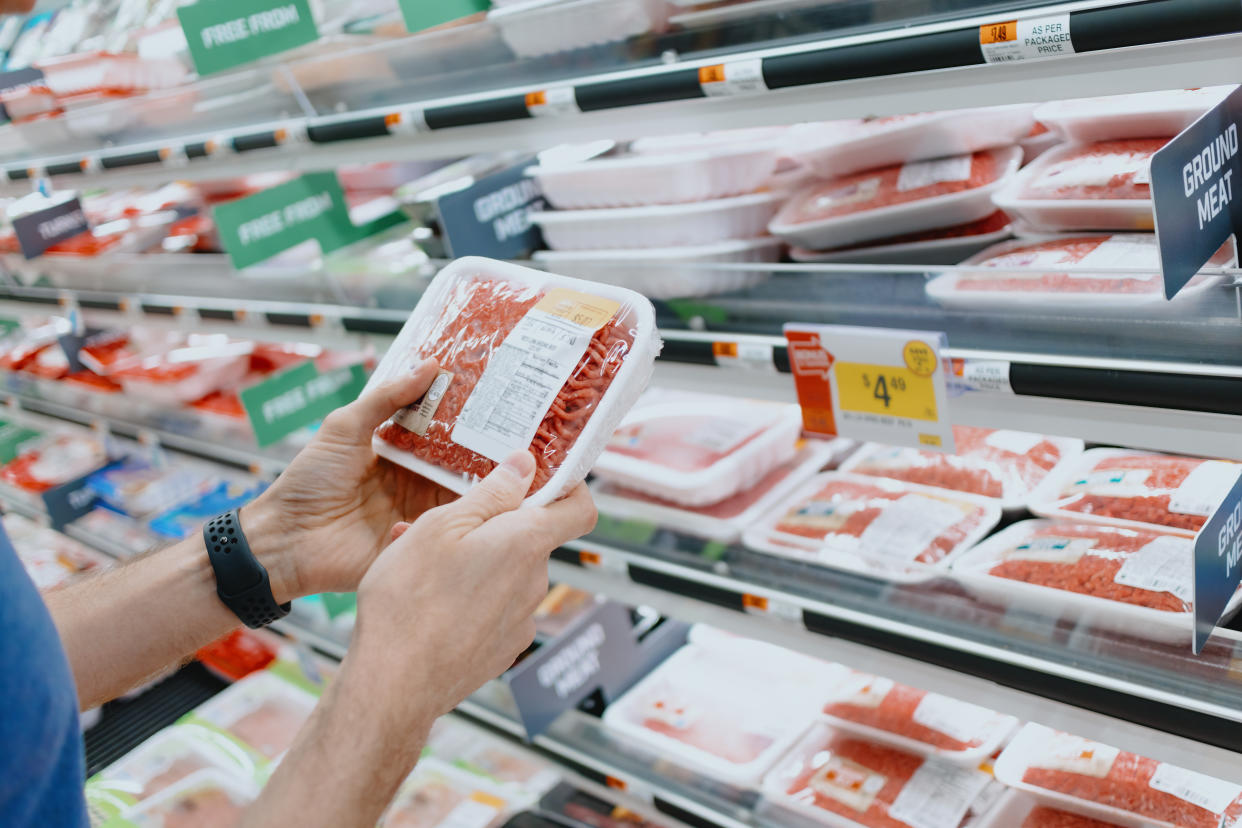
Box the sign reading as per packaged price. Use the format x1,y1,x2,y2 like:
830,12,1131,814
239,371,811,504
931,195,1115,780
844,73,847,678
1194,469,1242,653
785,324,955,453
214,172,404,269
978,14,1074,63
178,0,319,76
240,361,368,447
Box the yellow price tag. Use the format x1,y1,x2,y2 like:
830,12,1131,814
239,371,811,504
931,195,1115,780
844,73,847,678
835,362,938,422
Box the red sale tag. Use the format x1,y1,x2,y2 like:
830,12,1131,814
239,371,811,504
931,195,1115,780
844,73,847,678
784,328,837,436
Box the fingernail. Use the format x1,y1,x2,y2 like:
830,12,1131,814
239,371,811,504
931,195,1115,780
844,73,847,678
498,450,535,479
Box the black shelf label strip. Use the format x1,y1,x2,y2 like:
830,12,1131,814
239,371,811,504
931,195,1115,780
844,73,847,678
100,149,164,170
628,565,745,613
45,160,83,176
574,68,704,112
424,95,531,130
231,130,281,153
1009,363,1242,416
183,141,212,160
307,115,391,143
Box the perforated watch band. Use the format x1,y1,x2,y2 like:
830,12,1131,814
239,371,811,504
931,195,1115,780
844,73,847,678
204,509,290,629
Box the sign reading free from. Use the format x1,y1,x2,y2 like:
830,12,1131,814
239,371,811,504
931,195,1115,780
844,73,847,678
178,0,319,76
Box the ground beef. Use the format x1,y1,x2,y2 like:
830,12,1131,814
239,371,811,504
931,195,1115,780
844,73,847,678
606,450,803,519
772,479,986,564
1022,806,1122,828
987,523,1188,612
796,211,1010,256
227,700,311,760
849,426,1063,500
824,684,979,751
145,787,245,828
382,781,467,828
783,150,1000,225
377,277,633,495
1022,138,1165,200
785,737,932,828
1057,454,1212,532
607,415,765,473
640,700,775,765
1024,754,1242,828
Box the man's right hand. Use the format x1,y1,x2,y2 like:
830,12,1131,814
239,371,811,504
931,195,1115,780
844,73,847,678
351,449,598,720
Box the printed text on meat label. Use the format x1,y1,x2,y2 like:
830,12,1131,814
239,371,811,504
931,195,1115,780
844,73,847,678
452,309,593,464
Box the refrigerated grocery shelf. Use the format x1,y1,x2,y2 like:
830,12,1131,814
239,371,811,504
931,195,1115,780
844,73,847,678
546,540,1242,783
5,0,1242,191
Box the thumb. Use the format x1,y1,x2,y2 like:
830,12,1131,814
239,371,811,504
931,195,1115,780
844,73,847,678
451,450,536,526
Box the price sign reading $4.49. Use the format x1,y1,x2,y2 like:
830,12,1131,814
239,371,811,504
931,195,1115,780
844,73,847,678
785,325,955,453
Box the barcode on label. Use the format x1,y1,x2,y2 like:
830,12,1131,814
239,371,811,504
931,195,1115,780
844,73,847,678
1148,763,1242,814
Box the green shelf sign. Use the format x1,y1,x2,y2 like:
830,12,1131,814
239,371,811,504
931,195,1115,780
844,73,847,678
214,172,405,270
399,0,490,34
178,0,319,76
240,361,367,447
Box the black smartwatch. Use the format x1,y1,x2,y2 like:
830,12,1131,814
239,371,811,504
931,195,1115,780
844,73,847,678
204,510,290,629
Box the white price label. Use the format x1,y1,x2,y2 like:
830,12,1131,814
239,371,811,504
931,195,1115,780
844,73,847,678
525,87,580,117
699,58,768,97
1170,460,1241,516
980,14,1074,64
1149,763,1242,814
953,359,1012,394
786,324,956,453
713,340,775,370
386,108,428,135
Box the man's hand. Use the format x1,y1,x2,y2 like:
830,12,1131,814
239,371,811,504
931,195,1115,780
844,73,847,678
242,358,455,602
245,451,596,828
353,449,596,717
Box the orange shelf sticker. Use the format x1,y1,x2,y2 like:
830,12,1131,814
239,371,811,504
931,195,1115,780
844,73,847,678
980,20,1017,44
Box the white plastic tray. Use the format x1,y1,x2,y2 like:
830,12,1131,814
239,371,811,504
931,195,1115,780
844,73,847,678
974,790,1110,828
838,428,1085,512
191,670,320,761
367,257,660,507
789,214,1013,265
1028,448,1239,538
788,106,1035,178
591,438,847,542
491,0,669,58
760,721,1001,828
628,127,788,155
994,723,1242,828
531,192,784,250
591,391,804,506
992,142,1157,232
950,519,1242,646
1035,86,1234,144
527,145,778,208
121,767,259,827
818,672,1019,765
742,471,1002,584
603,630,848,788
769,146,1022,249
1019,126,1063,164
533,237,781,299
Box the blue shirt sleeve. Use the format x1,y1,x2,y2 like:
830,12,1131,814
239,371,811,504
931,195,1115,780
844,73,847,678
0,525,89,828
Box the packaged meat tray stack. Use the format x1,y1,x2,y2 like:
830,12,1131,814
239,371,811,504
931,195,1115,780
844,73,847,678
760,721,1005,828
771,145,1021,251
984,791,1129,827
926,234,1235,312
602,624,849,786
951,520,1242,645
742,472,1001,582
818,670,1019,764
1030,449,1241,537
995,723,1242,828
789,211,1014,266
591,437,848,543
182,668,322,764
529,138,782,298
379,758,529,828
1034,87,1234,144
370,258,660,507
4,512,110,591
101,768,260,828
840,426,1081,513
992,139,1166,232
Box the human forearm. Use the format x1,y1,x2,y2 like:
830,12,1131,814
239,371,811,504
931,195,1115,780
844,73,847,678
241,633,438,828
45,501,297,710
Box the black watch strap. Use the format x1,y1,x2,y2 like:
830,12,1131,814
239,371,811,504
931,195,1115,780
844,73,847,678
204,509,290,629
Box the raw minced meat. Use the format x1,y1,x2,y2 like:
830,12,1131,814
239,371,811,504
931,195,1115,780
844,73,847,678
381,780,467,828
136,787,245,828
824,682,986,752
227,700,311,760
377,277,634,495
794,211,1010,256
985,522,1189,612
603,448,802,519
606,414,766,473
1022,806,1123,828
1055,453,1226,533
781,150,1001,225
1021,138,1165,200
845,426,1067,501
768,477,990,564
1024,754,1242,828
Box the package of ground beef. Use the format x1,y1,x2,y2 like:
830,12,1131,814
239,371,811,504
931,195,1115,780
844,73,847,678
769,146,1021,250
926,234,1234,312
840,426,1083,511
819,671,1018,765
983,790,1129,828
743,472,1000,582
761,722,1002,828
591,438,849,542
379,759,517,828
603,625,847,786
1034,87,1233,144
187,669,319,762
993,140,1166,231
591,388,805,507
118,767,258,828
87,725,262,819
951,520,1242,645
789,211,1013,265
995,724,1242,828
370,258,659,506
1031,449,1241,538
